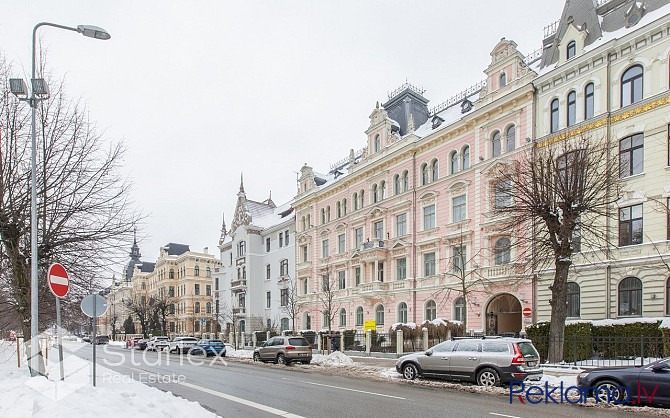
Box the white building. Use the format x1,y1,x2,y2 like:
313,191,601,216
214,177,295,342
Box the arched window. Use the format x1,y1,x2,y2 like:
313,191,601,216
336,201,342,218
499,72,506,88
584,83,594,119
431,159,439,181
462,146,470,170
342,199,347,215
425,300,437,321
618,277,642,316
380,180,386,200
550,99,559,133
506,125,516,152
403,171,409,191
353,193,358,210
238,241,246,256
494,237,511,265
492,131,501,157
360,190,365,208
206,267,211,278
195,302,201,314
326,206,331,222
567,91,576,126
566,40,576,59
355,306,364,326
194,265,200,276
621,65,643,107
169,269,174,279
339,309,346,327
206,302,212,314
453,297,465,322
397,302,408,323
141,282,146,291
394,174,401,195
567,282,580,318
373,184,379,203
322,311,330,328
375,304,385,325
374,134,381,152
321,208,326,224
306,214,311,229
421,163,429,185
450,151,458,174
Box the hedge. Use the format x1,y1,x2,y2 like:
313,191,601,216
525,322,592,362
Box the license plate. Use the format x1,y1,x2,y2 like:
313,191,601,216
527,361,537,367
298,353,306,356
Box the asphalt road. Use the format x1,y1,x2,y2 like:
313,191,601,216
71,344,646,418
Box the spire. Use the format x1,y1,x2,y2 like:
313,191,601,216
221,213,227,235
239,172,245,193
266,190,276,208
129,225,141,261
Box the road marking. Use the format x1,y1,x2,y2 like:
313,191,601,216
300,380,405,400
489,413,521,418
179,381,303,418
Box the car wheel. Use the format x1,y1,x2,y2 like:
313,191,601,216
476,368,500,387
277,353,287,365
594,380,626,403
253,352,261,362
402,363,418,380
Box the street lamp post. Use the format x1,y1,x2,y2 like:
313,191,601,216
9,22,110,376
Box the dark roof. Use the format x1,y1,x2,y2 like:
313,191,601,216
164,243,190,256
140,262,155,272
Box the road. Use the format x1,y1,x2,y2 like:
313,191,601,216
71,344,644,418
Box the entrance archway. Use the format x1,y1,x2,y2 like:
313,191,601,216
485,293,522,335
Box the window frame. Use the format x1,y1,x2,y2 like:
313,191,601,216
619,204,643,246
618,277,642,316
566,91,576,126
452,195,466,223
425,300,437,321
494,237,511,265
566,40,576,59
424,252,436,277
566,282,580,318
492,131,502,157
619,133,644,178
584,83,594,120
621,65,643,107
423,204,436,230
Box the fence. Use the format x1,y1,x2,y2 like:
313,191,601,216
343,332,366,351
370,332,395,353
531,335,665,367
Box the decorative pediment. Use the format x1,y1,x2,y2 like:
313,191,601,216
297,233,312,244
366,207,388,219
490,38,518,66
447,180,471,194
368,106,390,130
319,229,331,237
335,223,347,232
230,199,251,235
617,191,646,207
419,191,438,203
481,159,511,176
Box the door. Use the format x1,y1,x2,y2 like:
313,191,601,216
637,360,670,406
419,340,455,376
260,338,274,360
449,340,481,380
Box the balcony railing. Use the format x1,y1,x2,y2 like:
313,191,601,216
230,279,247,290
232,307,246,315
362,239,385,250
360,281,389,293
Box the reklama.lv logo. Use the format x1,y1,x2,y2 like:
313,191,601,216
510,381,659,405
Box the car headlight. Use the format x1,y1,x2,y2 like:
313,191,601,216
577,371,589,380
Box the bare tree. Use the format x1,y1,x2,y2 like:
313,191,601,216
128,293,150,338
281,276,301,334
316,267,341,336
151,292,175,336
491,135,620,362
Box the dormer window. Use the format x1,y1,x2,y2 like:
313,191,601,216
460,99,472,114
625,2,645,28
374,134,381,153
432,115,444,129
499,73,506,88
566,41,576,59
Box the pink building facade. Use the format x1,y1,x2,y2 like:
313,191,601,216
294,39,539,335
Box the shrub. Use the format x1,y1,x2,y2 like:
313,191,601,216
301,330,316,344
526,322,592,362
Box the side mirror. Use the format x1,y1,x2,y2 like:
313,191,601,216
425,349,433,356
652,364,667,372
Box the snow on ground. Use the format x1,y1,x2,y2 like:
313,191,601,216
0,340,218,418
108,341,125,347
225,348,254,359
311,351,353,366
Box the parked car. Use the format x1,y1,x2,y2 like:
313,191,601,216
395,337,542,387
189,339,226,357
82,335,91,343
126,337,142,348
169,337,198,354
95,335,110,345
253,336,312,365
577,358,670,406
135,339,149,350
146,336,170,351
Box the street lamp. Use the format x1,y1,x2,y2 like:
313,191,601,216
9,22,110,377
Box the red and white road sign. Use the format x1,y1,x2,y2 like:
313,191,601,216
48,263,70,298
522,307,532,317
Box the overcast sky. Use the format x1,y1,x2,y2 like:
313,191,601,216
4,1,565,276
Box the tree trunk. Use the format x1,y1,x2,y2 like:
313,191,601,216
547,259,571,363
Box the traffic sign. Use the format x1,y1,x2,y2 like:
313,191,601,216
81,294,108,318
522,307,532,317
201,317,206,325
47,263,70,298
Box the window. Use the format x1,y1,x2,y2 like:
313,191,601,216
238,241,246,257
206,285,211,296
194,322,200,332
353,193,358,210
322,239,329,257
194,284,200,295
339,309,346,327
302,279,308,295
355,267,361,286
356,307,364,326
494,237,511,265
380,181,386,200
377,261,384,282
462,146,470,170
452,195,466,223
506,125,515,152
302,245,308,262
206,267,211,278
403,171,409,191
397,302,408,323
499,72,506,88
454,297,465,322
396,258,407,280
338,271,346,289
242,266,246,280
374,221,384,240
396,213,407,237
450,151,458,174
374,134,381,152
322,311,330,328
169,269,174,279
618,277,642,316
354,227,364,248
321,208,326,224
266,291,271,308
169,304,175,315
336,201,342,218
425,300,437,321
214,278,219,291
195,302,200,314
194,265,200,276
280,259,289,276
322,275,330,292
239,293,245,308
266,264,271,280
621,65,643,107
566,40,576,59
394,174,401,195
280,288,288,306
421,163,429,185
373,184,379,203
423,204,435,230
168,286,175,297
619,133,643,178
584,83,594,119
453,246,466,273
281,318,289,331
494,181,512,209
667,198,670,240
206,302,212,314
359,190,365,209
279,232,283,247
567,282,580,318
338,234,346,253
342,200,347,216
424,252,436,276
550,98,559,133
492,131,501,157
266,237,271,252
375,305,384,325
567,91,576,126
619,204,643,246
431,159,439,181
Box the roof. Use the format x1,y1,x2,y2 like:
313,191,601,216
163,243,190,256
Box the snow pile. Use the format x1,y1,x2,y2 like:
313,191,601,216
390,322,417,331
379,367,402,379
311,351,353,366
108,341,125,347
566,317,666,327
226,348,254,359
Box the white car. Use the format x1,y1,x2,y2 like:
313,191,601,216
146,336,170,351
168,336,198,354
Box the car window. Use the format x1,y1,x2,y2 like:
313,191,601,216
455,341,480,352
517,342,538,357
432,341,455,352
482,342,509,353
210,340,223,344
288,338,309,346
264,339,274,346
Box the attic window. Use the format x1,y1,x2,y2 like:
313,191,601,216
461,99,473,114
566,41,576,59
625,2,645,28
432,116,444,129
499,73,506,88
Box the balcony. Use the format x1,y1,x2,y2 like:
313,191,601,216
482,264,520,279
359,239,388,262
390,280,411,291
232,307,246,316
230,279,247,292
359,281,389,297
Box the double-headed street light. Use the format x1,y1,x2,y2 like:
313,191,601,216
9,22,110,376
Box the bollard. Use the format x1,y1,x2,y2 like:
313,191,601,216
422,328,429,350
252,333,257,348
447,329,452,340
339,333,344,353
266,331,270,342
317,333,322,352
16,337,21,368
396,329,404,356
229,332,234,349
365,330,372,355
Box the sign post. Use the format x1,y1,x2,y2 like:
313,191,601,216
81,294,108,387
47,263,70,381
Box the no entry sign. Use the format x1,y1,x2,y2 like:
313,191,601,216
48,263,70,298
522,307,532,317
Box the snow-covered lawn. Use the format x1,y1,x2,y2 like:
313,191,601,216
0,340,218,418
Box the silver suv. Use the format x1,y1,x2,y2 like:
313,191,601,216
253,336,312,365
396,337,542,386
146,336,170,351
169,336,198,354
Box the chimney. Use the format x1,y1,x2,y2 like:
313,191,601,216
203,247,208,254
